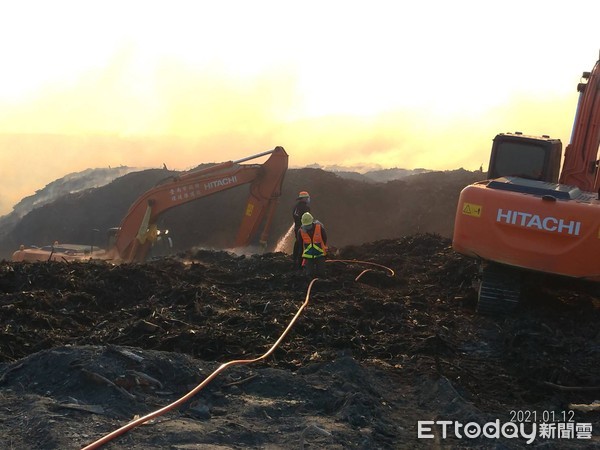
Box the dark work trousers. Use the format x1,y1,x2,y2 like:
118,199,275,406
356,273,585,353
292,227,302,269
303,257,326,279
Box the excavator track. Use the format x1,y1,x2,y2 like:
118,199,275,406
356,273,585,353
476,263,521,316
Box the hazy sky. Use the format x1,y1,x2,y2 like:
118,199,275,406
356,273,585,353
0,0,599,215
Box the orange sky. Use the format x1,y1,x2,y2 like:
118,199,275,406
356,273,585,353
0,1,598,215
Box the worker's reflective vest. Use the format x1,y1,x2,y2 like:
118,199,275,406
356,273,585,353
300,224,327,259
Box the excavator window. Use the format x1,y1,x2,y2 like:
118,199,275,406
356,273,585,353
487,134,562,183
490,142,546,180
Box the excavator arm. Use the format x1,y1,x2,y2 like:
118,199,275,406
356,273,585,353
113,147,288,262
558,56,600,191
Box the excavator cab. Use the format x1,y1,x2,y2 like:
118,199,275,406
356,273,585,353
487,132,562,182
107,226,173,259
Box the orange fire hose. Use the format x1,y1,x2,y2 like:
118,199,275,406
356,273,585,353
81,278,319,450
81,259,394,449
327,259,395,281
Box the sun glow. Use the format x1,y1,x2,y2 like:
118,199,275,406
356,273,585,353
0,1,598,215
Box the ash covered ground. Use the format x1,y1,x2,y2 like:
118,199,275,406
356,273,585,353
1,234,599,449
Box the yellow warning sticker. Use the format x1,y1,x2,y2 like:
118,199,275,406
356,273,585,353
462,202,482,218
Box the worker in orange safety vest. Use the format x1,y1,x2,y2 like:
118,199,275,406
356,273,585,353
297,212,328,279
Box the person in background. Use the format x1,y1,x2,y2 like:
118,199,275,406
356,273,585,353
292,191,311,269
298,212,328,279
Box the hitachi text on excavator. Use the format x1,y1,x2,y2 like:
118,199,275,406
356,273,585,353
452,54,600,315
13,147,288,263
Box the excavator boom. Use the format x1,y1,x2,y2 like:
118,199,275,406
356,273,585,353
558,57,600,191
114,147,288,262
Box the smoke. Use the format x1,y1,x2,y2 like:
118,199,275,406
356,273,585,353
0,50,578,216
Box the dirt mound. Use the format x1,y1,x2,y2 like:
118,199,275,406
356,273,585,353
1,234,599,448
0,167,484,258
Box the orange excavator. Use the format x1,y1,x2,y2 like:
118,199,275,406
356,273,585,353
13,147,288,263
453,55,600,315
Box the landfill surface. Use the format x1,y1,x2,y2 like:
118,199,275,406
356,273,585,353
1,234,599,449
